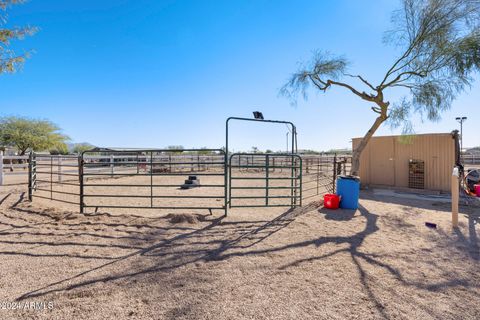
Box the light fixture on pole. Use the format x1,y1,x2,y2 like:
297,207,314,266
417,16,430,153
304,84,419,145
253,111,264,120
455,116,467,153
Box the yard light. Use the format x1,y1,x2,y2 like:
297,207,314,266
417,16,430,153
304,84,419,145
253,111,264,120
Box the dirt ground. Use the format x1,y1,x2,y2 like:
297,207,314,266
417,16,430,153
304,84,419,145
0,182,479,320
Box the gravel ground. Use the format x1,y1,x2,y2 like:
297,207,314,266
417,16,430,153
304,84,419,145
0,183,479,320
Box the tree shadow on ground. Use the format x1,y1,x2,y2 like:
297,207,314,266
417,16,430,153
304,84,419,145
318,207,357,221
6,193,478,319
453,212,479,261
359,191,479,214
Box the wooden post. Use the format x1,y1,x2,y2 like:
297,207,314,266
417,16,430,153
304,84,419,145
452,166,459,228
0,151,4,186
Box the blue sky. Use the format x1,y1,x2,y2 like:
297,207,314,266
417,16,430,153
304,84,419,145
1,0,478,152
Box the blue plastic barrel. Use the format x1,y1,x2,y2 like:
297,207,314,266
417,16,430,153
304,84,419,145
336,175,360,209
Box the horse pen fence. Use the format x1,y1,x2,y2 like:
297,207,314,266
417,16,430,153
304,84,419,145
80,149,227,214
229,153,303,208
28,150,350,215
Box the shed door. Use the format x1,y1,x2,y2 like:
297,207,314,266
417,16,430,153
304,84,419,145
369,138,395,186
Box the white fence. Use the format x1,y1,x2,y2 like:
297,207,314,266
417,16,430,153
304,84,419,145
0,152,30,185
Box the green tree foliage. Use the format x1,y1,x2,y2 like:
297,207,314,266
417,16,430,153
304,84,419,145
72,143,95,154
0,116,70,155
1,0,37,74
49,143,69,155
282,0,480,175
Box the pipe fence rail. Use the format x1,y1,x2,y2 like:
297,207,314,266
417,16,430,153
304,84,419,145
28,153,81,206
462,154,480,165
301,154,350,200
27,150,348,215
228,153,303,208
79,149,227,215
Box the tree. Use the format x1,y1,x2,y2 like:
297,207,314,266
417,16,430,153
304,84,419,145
0,116,70,155
49,143,69,155
1,0,37,74
72,143,95,154
282,0,480,176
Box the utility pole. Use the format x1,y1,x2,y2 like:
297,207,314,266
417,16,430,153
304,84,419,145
455,116,467,155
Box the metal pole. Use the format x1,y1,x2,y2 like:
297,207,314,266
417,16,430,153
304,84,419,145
265,154,269,206
224,151,228,216
0,151,3,186
79,154,84,213
460,121,463,154
452,166,459,228
292,126,295,154
150,152,153,208
58,157,62,182
28,152,33,201
228,154,232,209
299,157,303,206
50,156,53,200
333,154,337,194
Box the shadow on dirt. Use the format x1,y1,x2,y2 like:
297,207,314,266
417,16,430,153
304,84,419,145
2,192,477,319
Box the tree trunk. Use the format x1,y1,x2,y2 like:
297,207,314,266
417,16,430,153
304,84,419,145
350,114,387,176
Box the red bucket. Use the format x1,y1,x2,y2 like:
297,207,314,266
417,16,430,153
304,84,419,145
475,184,480,197
324,194,340,209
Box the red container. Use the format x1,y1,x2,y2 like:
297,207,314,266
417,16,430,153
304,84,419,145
475,184,480,197
324,194,340,209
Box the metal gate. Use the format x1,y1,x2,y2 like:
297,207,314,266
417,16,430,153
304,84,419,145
28,151,316,214
28,153,81,205
79,148,227,215
228,153,302,208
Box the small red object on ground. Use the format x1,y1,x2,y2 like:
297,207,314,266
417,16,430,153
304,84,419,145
324,194,340,209
475,184,480,197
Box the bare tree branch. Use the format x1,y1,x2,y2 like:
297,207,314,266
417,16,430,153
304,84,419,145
344,73,377,91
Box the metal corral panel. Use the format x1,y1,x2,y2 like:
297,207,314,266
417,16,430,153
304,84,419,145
352,133,455,192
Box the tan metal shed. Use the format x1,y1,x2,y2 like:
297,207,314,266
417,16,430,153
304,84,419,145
352,133,456,192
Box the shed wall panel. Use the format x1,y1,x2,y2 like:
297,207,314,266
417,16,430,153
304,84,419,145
352,133,455,192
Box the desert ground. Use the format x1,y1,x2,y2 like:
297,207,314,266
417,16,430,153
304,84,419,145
0,180,479,320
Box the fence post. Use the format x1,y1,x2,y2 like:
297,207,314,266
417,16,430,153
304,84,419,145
110,155,114,177
332,154,337,193
58,157,62,182
224,151,228,216
265,154,269,206
79,155,84,213
451,166,459,228
28,152,33,201
150,152,153,208
0,151,3,186
299,157,303,207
